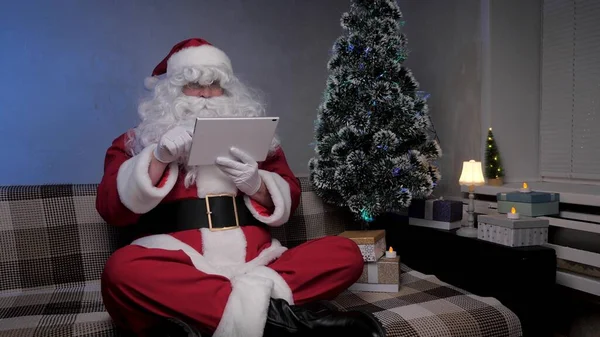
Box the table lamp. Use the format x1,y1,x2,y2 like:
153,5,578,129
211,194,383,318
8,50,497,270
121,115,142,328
458,160,485,237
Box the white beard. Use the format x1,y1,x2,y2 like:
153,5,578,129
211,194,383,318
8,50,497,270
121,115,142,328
129,93,279,188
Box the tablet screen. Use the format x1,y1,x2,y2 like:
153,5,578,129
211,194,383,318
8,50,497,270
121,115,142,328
187,117,279,166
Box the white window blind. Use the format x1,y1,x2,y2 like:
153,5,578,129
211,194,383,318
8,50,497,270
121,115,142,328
540,0,600,181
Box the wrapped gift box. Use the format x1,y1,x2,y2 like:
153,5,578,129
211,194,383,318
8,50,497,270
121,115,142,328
496,191,560,216
497,200,559,217
497,191,560,203
348,256,400,293
477,214,549,247
408,217,462,230
408,198,463,222
338,230,386,262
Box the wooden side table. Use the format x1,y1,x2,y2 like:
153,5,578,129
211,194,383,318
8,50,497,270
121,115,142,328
371,213,557,337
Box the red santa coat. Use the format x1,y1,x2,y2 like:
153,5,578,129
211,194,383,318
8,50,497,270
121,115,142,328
96,131,301,337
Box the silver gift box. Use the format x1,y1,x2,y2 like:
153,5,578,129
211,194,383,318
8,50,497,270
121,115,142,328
477,214,549,247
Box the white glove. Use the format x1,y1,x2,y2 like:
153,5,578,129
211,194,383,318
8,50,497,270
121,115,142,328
216,147,262,196
153,126,193,163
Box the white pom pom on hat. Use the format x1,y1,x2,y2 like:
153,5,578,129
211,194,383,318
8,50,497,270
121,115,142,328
144,76,160,90
143,38,233,90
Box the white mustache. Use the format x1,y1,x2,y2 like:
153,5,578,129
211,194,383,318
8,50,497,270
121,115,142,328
174,96,231,115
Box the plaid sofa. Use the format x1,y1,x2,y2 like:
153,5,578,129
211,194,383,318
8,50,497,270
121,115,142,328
0,177,522,337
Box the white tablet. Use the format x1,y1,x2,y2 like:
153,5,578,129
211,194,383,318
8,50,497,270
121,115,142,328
187,117,280,166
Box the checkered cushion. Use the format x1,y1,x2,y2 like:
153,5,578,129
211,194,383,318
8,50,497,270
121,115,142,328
0,185,129,293
331,264,522,337
0,280,123,336
0,268,522,337
0,177,522,337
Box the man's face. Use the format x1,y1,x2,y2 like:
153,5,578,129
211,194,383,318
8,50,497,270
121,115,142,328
182,82,224,98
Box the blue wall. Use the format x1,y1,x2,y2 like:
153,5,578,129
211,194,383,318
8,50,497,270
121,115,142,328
0,0,351,185
0,0,485,199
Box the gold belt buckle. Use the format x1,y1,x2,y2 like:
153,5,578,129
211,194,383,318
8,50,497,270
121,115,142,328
205,194,240,232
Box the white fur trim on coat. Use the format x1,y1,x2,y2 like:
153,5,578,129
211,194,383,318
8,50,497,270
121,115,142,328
116,144,178,214
168,45,232,75
200,227,247,266
130,229,293,337
244,170,293,227
195,165,238,198
129,229,289,280
212,274,273,337
131,234,223,276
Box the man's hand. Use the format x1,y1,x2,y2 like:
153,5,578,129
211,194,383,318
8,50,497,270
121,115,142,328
216,147,262,196
153,126,193,164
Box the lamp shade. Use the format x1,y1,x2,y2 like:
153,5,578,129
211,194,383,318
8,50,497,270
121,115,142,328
459,160,485,186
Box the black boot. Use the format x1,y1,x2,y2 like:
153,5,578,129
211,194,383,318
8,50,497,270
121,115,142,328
263,298,385,337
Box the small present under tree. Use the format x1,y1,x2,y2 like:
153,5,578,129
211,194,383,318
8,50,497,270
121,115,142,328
485,127,504,185
309,0,442,224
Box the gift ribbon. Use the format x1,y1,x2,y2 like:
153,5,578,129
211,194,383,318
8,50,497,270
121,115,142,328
367,262,378,283
424,199,435,220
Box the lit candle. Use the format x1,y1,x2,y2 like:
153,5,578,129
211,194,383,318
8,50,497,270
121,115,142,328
507,206,520,219
519,182,531,193
385,247,397,258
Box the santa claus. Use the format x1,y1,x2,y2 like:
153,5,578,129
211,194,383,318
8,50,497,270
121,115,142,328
97,38,385,337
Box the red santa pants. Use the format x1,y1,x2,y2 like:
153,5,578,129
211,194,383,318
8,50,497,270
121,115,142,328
101,227,363,336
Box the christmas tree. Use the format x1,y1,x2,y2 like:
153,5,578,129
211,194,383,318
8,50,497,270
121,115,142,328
485,127,504,181
308,0,442,223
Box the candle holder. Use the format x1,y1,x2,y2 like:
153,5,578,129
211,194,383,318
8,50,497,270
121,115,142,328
519,182,531,193
385,247,397,258
507,207,520,219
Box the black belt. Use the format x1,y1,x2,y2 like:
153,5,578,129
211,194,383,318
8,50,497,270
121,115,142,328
136,195,262,235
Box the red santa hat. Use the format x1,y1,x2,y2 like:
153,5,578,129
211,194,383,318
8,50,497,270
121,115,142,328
144,38,233,90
